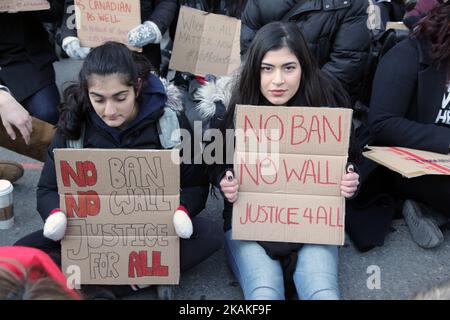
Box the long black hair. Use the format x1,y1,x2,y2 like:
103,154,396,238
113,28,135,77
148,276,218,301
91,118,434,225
57,41,152,139
225,21,351,129
223,21,359,162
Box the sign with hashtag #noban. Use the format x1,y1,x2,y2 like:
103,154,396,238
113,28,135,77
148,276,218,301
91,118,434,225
169,6,241,77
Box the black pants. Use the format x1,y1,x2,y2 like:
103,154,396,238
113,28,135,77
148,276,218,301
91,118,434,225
346,165,450,251
378,0,406,28
389,172,450,215
15,217,223,297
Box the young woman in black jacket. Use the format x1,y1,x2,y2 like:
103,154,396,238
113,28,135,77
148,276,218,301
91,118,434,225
215,22,360,300
349,3,450,250
15,42,222,299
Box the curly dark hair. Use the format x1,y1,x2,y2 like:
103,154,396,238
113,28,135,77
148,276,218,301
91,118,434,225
413,2,450,66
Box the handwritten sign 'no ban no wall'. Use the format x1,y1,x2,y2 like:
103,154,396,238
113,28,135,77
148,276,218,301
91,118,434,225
55,149,180,285
75,0,141,51
0,0,49,12
232,105,353,246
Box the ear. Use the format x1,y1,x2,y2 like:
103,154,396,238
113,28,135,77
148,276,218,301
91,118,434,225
135,78,143,97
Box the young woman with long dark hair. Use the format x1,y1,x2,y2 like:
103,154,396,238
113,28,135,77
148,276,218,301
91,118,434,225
15,41,223,299
214,21,360,300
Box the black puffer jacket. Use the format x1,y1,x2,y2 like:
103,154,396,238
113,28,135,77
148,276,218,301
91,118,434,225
240,0,371,100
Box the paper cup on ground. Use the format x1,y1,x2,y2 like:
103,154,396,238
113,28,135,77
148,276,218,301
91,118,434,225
0,180,14,229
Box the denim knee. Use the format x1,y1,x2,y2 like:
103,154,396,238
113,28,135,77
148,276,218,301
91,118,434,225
301,287,340,300
248,286,284,300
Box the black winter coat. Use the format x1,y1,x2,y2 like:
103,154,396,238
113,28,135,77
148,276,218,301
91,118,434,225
0,0,64,101
240,0,371,100
37,77,209,221
368,37,450,154
61,0,178,70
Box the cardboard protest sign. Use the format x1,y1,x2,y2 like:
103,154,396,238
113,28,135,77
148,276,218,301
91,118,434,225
386,21,409,31
169,6,241,77
54,149,180,285
232,106,353,245
0,0,49,12
363,146,450,178
74,0,141,51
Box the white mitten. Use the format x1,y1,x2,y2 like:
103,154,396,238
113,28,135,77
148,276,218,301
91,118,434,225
127,21,162,47
43,209,67,241
62,36,91,60
173,206,193,239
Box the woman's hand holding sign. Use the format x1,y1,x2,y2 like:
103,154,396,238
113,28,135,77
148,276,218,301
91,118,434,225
340,164,360,198
220,170,239,203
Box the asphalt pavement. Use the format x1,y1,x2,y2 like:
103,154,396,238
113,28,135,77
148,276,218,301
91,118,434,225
1,58,450,300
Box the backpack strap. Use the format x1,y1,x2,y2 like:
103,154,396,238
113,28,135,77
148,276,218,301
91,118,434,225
66,124,85,149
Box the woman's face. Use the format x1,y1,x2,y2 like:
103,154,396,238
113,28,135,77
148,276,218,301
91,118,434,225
88,74,138,129
260,47,301,105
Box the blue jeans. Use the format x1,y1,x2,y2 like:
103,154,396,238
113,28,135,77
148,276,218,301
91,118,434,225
224,230,340,300
22,83,60,125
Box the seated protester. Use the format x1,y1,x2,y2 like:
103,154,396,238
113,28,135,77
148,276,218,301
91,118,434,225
0,246,80,300
347,3,450,250
60,0,178,74
0,0,64,125
211,22,360,300
15,42,223,299
239,0,371,105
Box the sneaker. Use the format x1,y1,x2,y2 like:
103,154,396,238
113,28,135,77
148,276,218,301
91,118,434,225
0,161,24,183
402,199,444,249
421,203,449,228
156,285,174,300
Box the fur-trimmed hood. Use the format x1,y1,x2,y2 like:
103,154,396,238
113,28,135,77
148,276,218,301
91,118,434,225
193,74,236,120
160,77,184,114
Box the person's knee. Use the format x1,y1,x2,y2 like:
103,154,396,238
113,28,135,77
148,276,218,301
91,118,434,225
302,288,340,300
31,107,59,125
296,273,340,300
247,286,284,300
